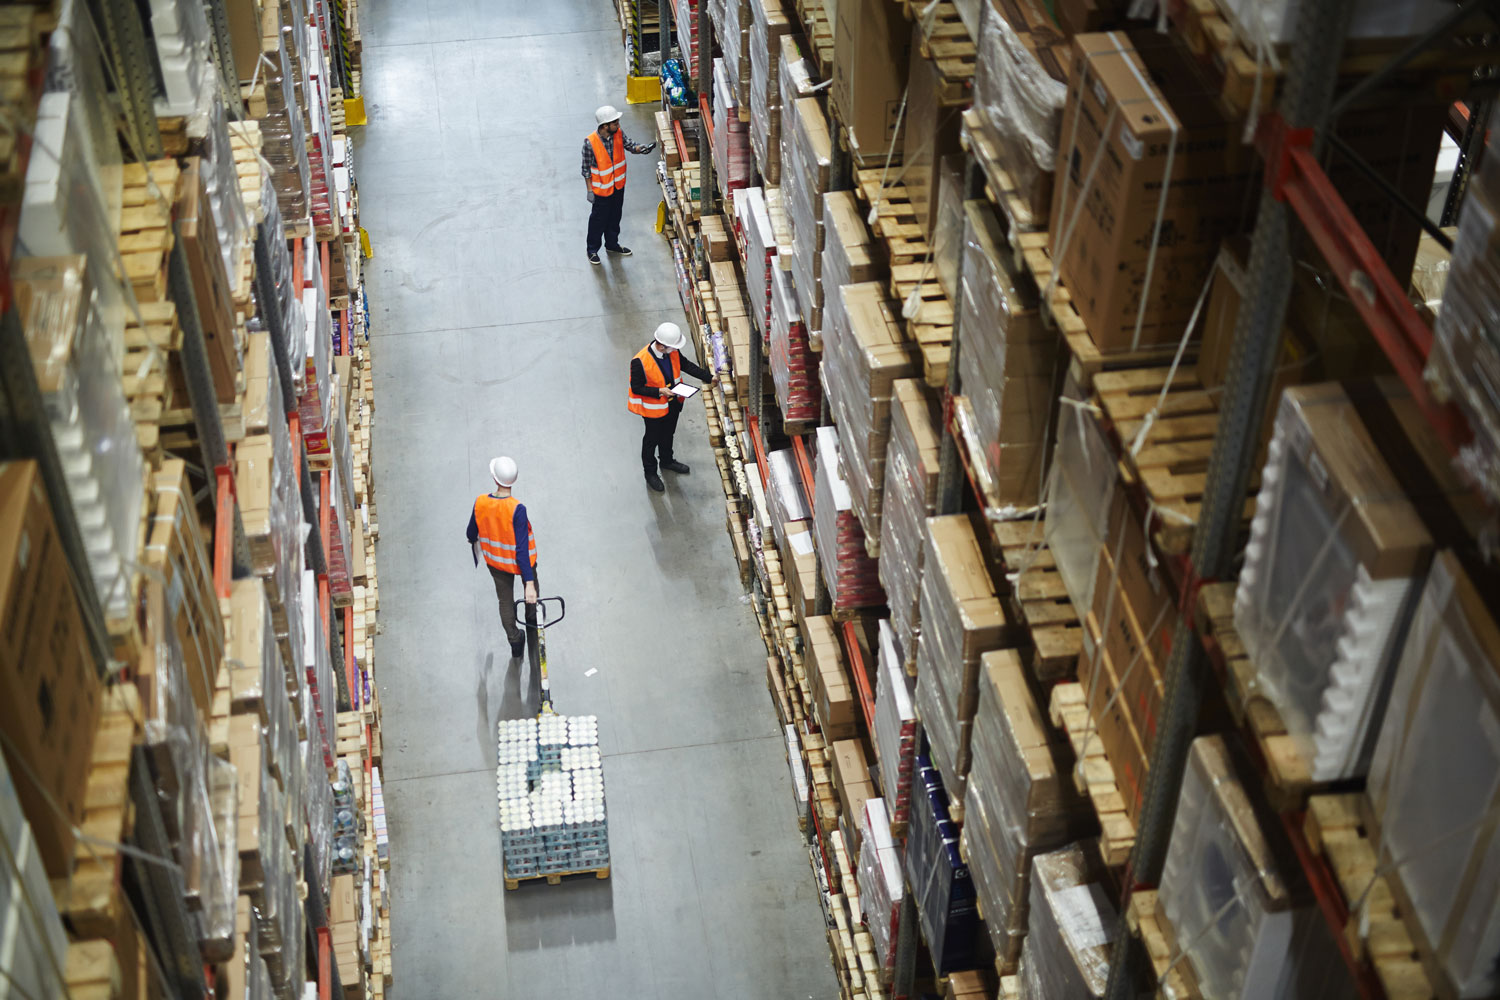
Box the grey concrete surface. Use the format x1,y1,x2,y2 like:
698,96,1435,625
353,2,838,996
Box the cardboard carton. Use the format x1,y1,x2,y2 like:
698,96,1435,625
832,0,911,163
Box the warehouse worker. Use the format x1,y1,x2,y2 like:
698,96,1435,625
467,457,538,659
629,322,715,493
583,105,656,265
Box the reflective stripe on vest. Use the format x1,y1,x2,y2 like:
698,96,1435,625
474,494,537,573
627,344,680,418
588,131,627,196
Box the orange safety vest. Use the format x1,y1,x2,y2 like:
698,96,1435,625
587,130,627,197
627,345,680,418
474,494,537,574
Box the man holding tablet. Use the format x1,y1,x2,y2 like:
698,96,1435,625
627,322,715,493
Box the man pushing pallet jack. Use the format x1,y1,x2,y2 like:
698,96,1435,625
471,457,612,889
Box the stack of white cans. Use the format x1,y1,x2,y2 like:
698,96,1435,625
497,715,610,879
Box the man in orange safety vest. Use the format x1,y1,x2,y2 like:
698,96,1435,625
583,105,655,265
628,323,715,493
467,456,538,658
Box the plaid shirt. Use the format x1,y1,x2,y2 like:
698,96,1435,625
581,130,655,183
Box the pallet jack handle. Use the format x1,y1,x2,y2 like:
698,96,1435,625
516,596,565,715
515,595,566,628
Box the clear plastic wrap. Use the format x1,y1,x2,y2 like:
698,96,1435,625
766,447,811,556
1044,370,1116,619
14,255,145,622
782,96,831,332
43,0,125,252
956,201,1053,506
1428,109,1500,504
823,282,919,544
236,425,301,674
770,266,821,421
1019,843,1115,999
201,95,252,284
856,797,903,971
260,23,311,224
933,154,967,302
906,757,980,973
299,248,334,460
712,60,752,201
302,567,336,767
749,0,795,183
812,426,885,611
737,186,776,333
914,515,1006,802
1159,736,1294,998
1235,384,1430,780
0,753,71,1000
1367,551,1500,999
822,189,880,297
965,651,1091,970
676,0,701,78
148,0,216,122
1216,0,1451,48
874,621,917,826
879,380,941,668
972,1,1067,228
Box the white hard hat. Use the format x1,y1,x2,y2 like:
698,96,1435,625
653,322,686,351
595,105,623,126
489,456,518,487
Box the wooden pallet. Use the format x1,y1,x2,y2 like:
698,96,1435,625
1048,682,1135,867
1193,581,1333,812
1302,795,1438,1000
904,0,975,104
795,0,835,78
854,171,931,263
1093,366,1256,556
994,519,1083,683
1127,889,1204,999
503,865,611,890
960,109,1047,234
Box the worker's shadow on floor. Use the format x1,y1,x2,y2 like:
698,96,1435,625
476,650,547,768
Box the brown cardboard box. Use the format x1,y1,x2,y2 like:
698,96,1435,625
225,0,263,83
1090,546,1170,752
831,739,871,810
1049,31,1260,352
1055,0,1124,33
0,461,102,876
906,36,966,237
1077,616,1149,823
783,521,820,620
330,874,358,926
823,190,882,287
804,615,859,740
832,0,911,163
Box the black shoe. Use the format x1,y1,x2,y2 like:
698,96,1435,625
661,460,690,475
510,637,525,658
605,245,633,256
587,251,601,265
645,472,665,492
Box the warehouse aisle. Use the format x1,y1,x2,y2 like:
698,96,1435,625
353,2,838,997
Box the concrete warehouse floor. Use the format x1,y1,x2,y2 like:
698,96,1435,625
353,2,839,996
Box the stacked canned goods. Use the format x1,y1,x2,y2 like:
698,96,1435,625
497,715,610,879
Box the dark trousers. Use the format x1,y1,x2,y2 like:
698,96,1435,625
587,189,626,253
489,565,538,647
641,408,680,475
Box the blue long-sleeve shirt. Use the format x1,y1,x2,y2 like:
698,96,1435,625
467,497,536,582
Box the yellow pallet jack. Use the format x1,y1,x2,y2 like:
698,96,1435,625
517,596,565,715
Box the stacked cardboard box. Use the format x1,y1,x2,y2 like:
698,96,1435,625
879,380,942,668
957,200,1056,507
812,426,886,611
747,0,797,184
1018,843,1116,999
857,797,904,972
904,35,964,238
963,652,1091,972
906,758,980,973
769,265,820,422
823,282,920,547
782,96,832,332
914,515,1008,804
874,621,917,828
713,59,753,200
830,0,910,165
804,615,858,741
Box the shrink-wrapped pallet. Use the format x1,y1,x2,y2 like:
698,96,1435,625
963,651,1090,971
857,797,904,972
914,515,1007,802
782,96,831,331
823,282,919,546
712,60,752,200
879,380,942,668
812,426,884,611
748,0,796,182
906,758,980,973
769,266,820,421
821,189,882,296
874,621,917,826
765,447,811,555
1017,844,1115,999
956,200,1054,508
737,186,776,334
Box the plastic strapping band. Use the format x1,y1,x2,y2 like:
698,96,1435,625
868,84,912,227
1048,103,1119,303
1110,31,1179,351
1129,267,1215,458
